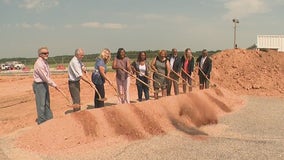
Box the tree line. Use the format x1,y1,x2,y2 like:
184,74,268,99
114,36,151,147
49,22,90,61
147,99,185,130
0,49,221,66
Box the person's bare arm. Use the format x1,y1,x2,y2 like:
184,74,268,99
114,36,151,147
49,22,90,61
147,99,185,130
81,73,95,88
98,66,110,83
126,58,131,71
166,60,171,77
150,57,157,72
112,58,118,69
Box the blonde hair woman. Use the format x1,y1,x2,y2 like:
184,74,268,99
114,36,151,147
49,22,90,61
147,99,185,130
91,48,111,108
181,48,195,92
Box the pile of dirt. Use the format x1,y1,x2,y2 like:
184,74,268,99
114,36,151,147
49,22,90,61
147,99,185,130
16,87,244,155
211,49,284,97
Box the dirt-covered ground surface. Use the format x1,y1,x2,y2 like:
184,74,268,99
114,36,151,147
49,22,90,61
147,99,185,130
0,49,283,159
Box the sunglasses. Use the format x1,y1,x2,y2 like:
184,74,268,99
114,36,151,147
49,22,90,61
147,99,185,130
41,52,49,55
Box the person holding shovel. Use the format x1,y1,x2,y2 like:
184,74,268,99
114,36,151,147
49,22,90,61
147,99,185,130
131,51,150,102
196,49,212,89
151,50,171,99
91,48,111,108
68,48,96,112
33,47,59,124
181,48,195,93
112,48,132,104
167,48,182,96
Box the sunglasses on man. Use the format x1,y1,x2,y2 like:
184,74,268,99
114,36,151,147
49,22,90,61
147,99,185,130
41,52,49,55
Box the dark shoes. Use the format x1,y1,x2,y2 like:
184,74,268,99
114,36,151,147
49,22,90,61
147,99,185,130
72,104,81,112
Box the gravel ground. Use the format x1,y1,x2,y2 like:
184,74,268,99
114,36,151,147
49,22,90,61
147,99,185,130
1,95,283,160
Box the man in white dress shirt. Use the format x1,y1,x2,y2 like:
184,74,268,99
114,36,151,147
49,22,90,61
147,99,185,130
68,48,95,112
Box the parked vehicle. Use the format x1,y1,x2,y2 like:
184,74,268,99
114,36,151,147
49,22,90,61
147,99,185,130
1,63,10,70
1,61,25,70
14,62,25,70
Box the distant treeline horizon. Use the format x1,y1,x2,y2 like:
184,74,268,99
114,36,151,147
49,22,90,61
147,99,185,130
0,49,221,66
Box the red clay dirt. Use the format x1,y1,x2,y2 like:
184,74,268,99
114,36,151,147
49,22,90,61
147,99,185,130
0,49,283,156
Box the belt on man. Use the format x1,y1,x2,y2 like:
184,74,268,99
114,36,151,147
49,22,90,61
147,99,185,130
68,80,80,83
34,81,47,84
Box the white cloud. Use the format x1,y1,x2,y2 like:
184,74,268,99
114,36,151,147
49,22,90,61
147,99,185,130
18,0,59,10
64,24,73,29
33,22,48,30
139,13,191,24
16,22,49,30
19,23,32,28
102,23,127,29
81,22,101,28
3,0,12,4
81,22,127,29
223,0,270,19
140,14,165,20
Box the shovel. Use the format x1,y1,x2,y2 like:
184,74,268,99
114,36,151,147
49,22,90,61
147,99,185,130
107,80,124,98
119,68,156,93
197,66,217,88
150,69,182,85
93,85,107,101
57,88,80,109
132,69,161,87
84,70,107,101
181,68,196,82
170,69,192,88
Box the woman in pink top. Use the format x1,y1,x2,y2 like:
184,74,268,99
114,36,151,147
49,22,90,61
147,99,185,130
112,48,132,104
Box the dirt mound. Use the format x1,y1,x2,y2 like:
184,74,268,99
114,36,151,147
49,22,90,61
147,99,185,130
211,49,284,97
16,87,244,155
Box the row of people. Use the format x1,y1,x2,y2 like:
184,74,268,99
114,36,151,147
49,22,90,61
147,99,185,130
33,47,212,124
93,48,212,106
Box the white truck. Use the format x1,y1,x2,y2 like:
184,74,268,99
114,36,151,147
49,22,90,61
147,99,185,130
1,63,10,70
14,62,25,70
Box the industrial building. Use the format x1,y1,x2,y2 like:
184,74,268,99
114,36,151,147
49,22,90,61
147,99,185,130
257,35,284,52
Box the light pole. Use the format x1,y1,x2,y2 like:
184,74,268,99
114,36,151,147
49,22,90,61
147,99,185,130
232,18,239,49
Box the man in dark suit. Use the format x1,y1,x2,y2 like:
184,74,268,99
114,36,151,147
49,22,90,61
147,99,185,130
196,49,212,89
167,48,182,95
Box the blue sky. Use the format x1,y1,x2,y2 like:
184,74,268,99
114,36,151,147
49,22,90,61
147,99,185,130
0,0,283,58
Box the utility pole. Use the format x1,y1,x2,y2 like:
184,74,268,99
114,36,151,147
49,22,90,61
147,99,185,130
232,18,239,49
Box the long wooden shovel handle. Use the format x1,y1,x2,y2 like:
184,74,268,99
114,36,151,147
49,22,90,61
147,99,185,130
120,68,154,92
151,69,181,85
197,66,217,87
198,66,211,82
93,85,107,101
57,88,72,104
107,80,123,98
57,89,81,109
85,71,107,101
181,68,195,81
171,69,192,87
133,69,161,86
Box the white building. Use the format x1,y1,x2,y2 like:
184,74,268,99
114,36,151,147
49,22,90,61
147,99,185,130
257,35,284,52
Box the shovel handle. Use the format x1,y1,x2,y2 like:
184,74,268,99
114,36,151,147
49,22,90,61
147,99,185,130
133,69,161,86
57,88,72,104
151,69,181,85
197,66,211,83
181,68,195,81
170,69,192,87
119,68,154,92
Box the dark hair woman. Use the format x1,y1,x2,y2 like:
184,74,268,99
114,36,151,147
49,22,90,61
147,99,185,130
131,51,150,102
112,48,132,104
